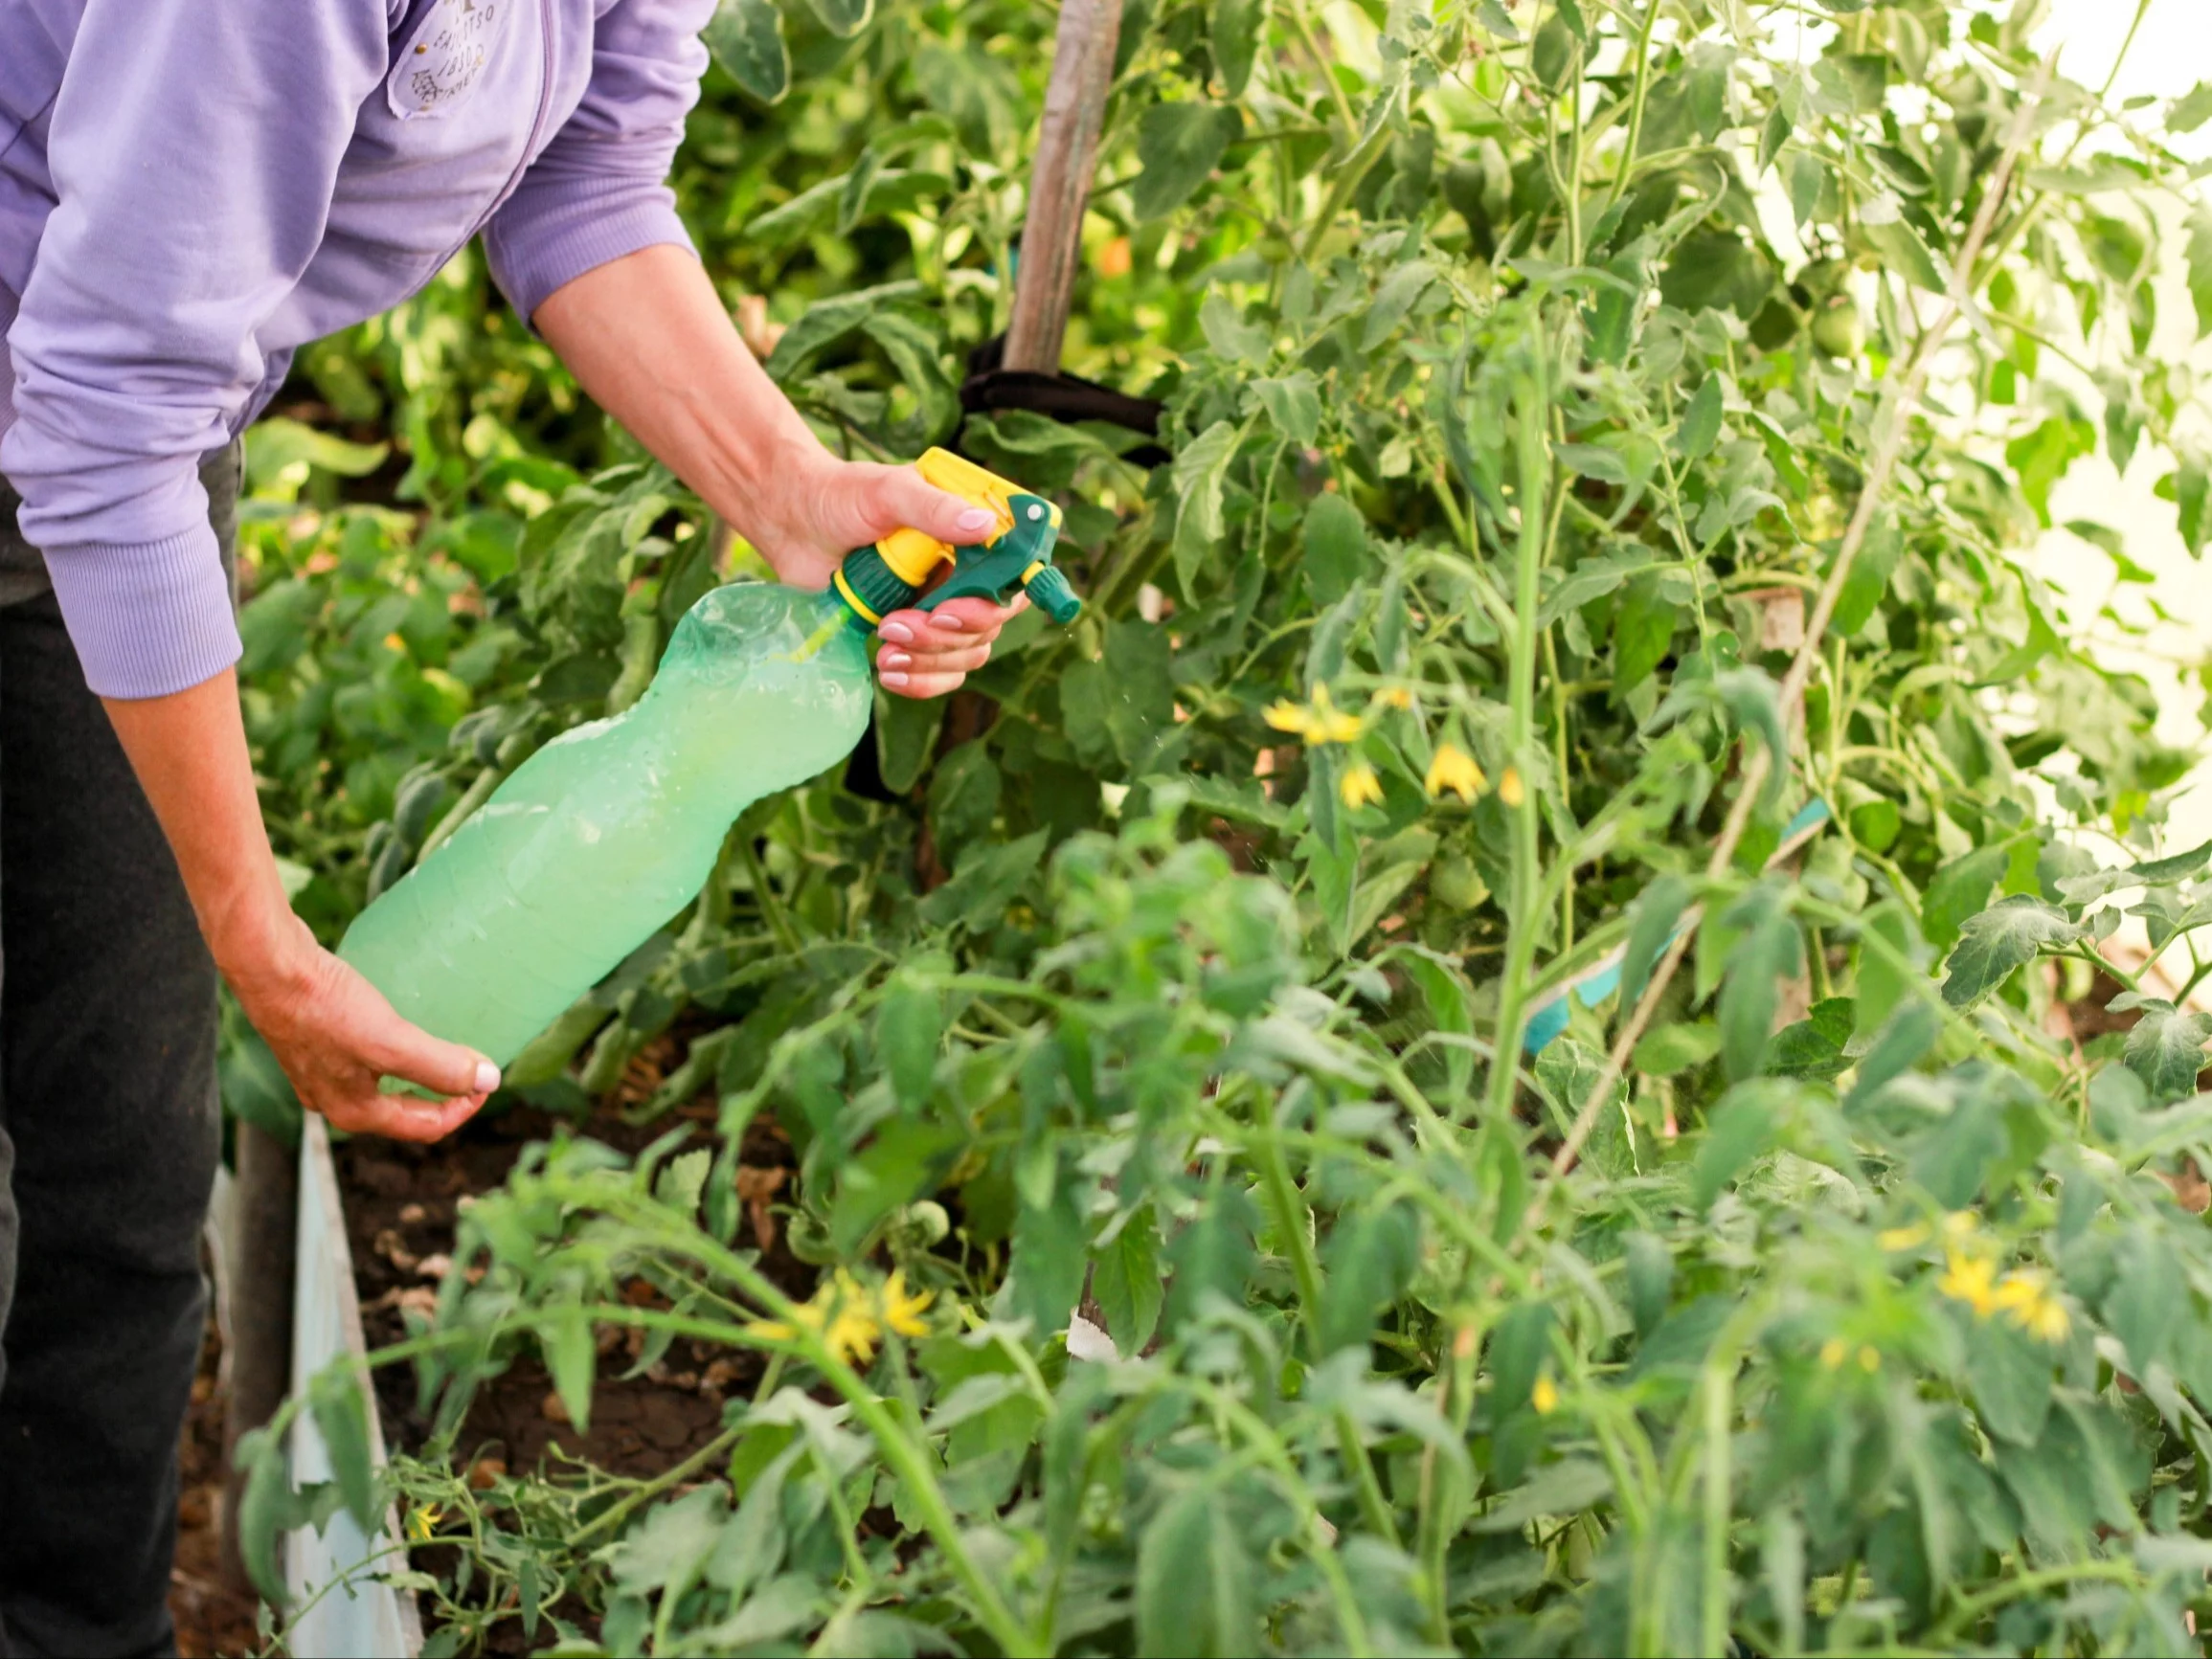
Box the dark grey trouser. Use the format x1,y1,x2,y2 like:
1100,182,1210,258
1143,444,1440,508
0,446,237,1659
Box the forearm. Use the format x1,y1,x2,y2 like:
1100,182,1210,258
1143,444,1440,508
533,245,820,530
102,670,299,987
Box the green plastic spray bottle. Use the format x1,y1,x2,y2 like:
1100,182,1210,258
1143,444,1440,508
338,448,1082,1069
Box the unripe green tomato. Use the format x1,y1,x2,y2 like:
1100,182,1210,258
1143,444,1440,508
1431,854,1491,910
1812,293,1864,359
784,1211,840,1266
888,1200,952,1258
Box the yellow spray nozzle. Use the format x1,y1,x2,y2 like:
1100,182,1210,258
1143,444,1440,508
873,448,1063,587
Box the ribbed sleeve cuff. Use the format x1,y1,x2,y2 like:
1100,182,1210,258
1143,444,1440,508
489,195,697,324
42,523,242,698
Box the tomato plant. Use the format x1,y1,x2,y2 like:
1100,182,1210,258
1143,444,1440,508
234,0,2212,1653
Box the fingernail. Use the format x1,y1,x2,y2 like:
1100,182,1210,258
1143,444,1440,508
955,507,996,535
879,648,911,670
881,669,910,688
932,612,967,632
474,1060,500,1094
879,621,914,644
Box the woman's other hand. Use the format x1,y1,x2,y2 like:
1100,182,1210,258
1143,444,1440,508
737,448,1028,700
873,591,1027,700
230,914,496,1142
102,669,494,1144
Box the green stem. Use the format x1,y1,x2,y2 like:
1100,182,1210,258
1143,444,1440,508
1286,0,1361,144
1603,1,1663,216
1250,1100,1403,1550
1698,1361,1733,1657
1484,340,1555,1122
736,834,803,957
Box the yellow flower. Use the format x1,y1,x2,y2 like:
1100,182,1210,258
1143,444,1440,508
1942,1211,1979,1241
1858,1346,1881,1373
1877,1222,1930,1251
879,1269,934,1338
1819,1337,1848,1370
1424,742,1487,803
1937,1250,2000,1318
1992,1269,2069,1344
748,1270,885,1366
1264,686,1365,746
406,1504,443,1543
1531,1374,1559,1415
1498,767,1526,808
1340,761,1385,809
1371,686,1413,710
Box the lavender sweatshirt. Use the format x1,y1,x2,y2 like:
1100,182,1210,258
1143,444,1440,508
0,0,715,698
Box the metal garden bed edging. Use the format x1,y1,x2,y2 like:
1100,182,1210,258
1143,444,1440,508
286,1113,425,1658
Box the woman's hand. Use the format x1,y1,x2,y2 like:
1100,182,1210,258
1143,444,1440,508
532,247,1028,702
229,914,497,1142
103,670,495,1143
737,447,1028,700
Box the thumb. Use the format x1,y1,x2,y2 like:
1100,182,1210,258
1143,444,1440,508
364,1001,501,1101
866,464,1001,549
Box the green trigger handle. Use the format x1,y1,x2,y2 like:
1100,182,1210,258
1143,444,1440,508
831,449,1084,633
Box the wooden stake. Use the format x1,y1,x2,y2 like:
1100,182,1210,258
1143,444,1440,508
1003,0,1124,372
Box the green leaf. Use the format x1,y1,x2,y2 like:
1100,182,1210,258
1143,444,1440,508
1012,1170,1088,1338
1846,1001,1941,1107
1634,1020,1721,1078
877,976,942,1109
1920,845,2009,952
1832,509,1903,637
1940,897,2082,1009
1163,1182,1258,1335
1319,1203,1419,1353
1852,903,1917,1040
1172,418,1242,595
765,280,924,380
1362,260,1438,350
916,829,1051,930
1861,214,1947,294
2176,81,2212,134
704,0,790,103
1132,102,1243,221
541,1307,596,1431
1539,545,1655,629
861,312,960,445
1300,492,1366,604
1693,1084,1787,1209
1250,370,1321,446
806,0,872,37
1966,1314,2054,1447
1093,1209,1165,1355
2186,209,2212,339
244,418,389,493
1676,375,1724,461
1199,293,1272,364
233,1424,295,1606
2108,1222,2183,1376
1624,1232,1673,1336
1612,572,1678,692
1719,894,1799,1082
1212,0,1269,98
1137,1486,1256,1657
2057,837,2212,905
2122,998,2212,1103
